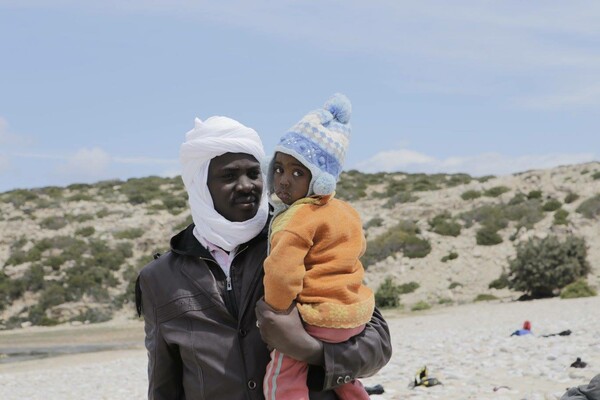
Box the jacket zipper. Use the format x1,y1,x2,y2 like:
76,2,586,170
199,255,240,319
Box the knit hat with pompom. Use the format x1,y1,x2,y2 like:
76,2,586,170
271,93,352,196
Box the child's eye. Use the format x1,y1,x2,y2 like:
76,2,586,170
293,170,303,177
274,167,283,174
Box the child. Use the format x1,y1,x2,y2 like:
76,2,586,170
262,94,375,400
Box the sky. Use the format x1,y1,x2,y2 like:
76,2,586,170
1,1,599,192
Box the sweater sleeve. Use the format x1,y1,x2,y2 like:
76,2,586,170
263,229,312,311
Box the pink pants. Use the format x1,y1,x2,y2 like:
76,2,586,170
263,324,370,400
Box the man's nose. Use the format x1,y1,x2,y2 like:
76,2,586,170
236,175,254,191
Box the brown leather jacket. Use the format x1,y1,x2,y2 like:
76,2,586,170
136,224,391,400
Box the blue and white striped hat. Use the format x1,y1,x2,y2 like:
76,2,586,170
273,93,352,196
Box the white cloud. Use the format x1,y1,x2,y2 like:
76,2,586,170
354,148,597,176
354,149,435,171
55,147,112,179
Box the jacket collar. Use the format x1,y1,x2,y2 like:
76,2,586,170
170,221,269,257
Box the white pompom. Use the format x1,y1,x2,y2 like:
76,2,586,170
312,173,336,195
324,93,351,124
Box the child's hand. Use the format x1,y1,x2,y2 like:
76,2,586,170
255,297,324,365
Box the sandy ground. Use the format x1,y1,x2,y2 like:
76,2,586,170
0,297,599,400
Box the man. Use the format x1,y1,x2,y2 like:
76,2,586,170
136,116,391,399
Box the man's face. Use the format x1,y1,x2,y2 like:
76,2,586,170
207,152,263,222
272,152,312,205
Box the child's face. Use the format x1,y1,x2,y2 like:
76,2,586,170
272,152,312,205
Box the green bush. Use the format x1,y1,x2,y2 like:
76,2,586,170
461,190,481,201
119,176,165,205
560,279,597,299
553,209,569,225
383,192,418,208
429,213,461,237
411,301,431,311
39,186,64,198
114,228,144,240
38,283,68,309
489,272,509,289
476,226,503,245
402,236,432,258
527,190,543,199
75,226,96,237
40,216,68,230
23,265,45,291
0,272,25,311
477,175,495,183
576,194,600,219
564,192,580,204
96,208,110,218
27,305,60,326
115,263,145,306
484,186,510,197
503,200,544,229
162,194,188,214
592,172,600,180
1,189,38,207
364,217,384,229
446,174,472,187
398,281,420,294
71,307,112,323
508,235,591,298
362,221,431,267
542,199,562,212
69,213,94,223
336,171,368,201
474,294,498,302
508,192,527,205
460,204,508,230
375,277,402,308
66,193,94,202
441,251,459,262
448,281,462,289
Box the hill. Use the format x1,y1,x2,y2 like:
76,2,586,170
1,162,599,328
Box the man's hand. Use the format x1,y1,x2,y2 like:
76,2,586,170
255,297,324,365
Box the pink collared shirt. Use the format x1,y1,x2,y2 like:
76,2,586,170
198,237,237,278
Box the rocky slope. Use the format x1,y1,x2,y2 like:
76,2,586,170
1,162,599,328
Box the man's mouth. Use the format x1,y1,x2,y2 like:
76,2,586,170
234,195,258,208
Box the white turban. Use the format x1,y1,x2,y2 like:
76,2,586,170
180,116,268,251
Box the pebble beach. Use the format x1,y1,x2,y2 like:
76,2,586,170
1,296,599,400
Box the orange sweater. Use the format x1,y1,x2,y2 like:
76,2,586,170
263,195,374,329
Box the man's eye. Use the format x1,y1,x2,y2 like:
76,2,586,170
248,171,261,180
